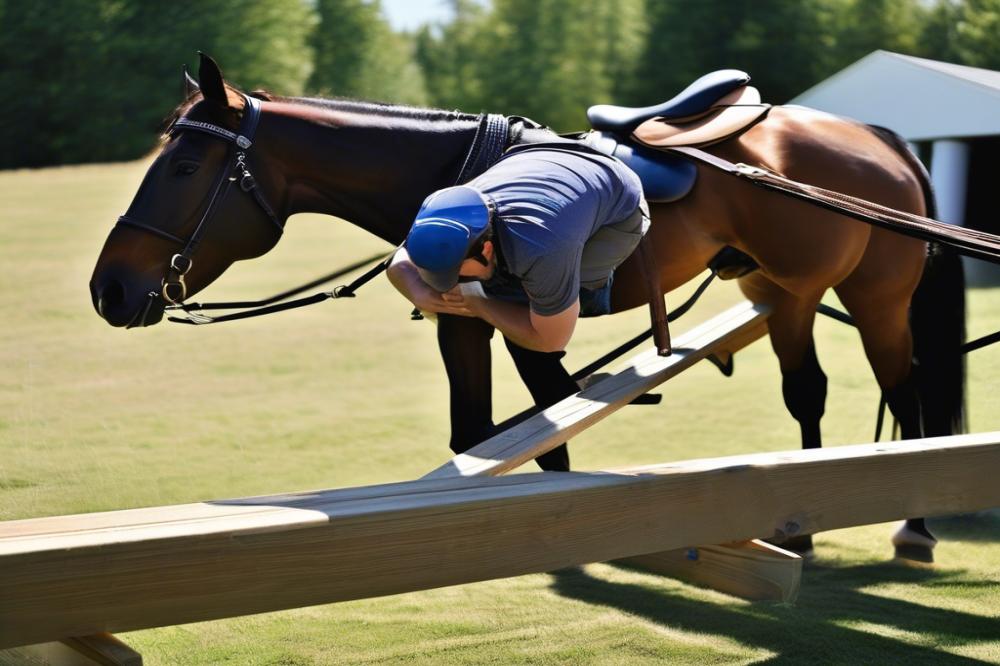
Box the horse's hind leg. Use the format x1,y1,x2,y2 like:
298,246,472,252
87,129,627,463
835,252,937,562
739,274,827,556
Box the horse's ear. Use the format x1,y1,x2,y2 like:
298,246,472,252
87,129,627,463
198,52,229,107
183,64,199,97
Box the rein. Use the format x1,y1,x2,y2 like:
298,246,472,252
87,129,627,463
166,252,391,325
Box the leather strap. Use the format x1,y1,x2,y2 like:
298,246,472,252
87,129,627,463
667,145,1000,264
636,233,671,356
168,251,393,325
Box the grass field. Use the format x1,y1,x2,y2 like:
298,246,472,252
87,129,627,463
2,159,1000,664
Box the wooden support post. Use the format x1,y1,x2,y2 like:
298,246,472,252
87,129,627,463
618,540,802,603
2,433,999,648
1,633,142,665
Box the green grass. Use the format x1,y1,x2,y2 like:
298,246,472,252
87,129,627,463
2,159,999,664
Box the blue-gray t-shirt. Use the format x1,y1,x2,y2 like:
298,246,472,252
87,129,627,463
468,143,645,315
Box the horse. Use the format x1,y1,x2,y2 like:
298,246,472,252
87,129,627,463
90,55,965,562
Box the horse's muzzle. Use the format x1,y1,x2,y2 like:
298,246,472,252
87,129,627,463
89,267,165,328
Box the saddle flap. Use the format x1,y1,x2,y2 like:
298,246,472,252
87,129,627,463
632,86,768,148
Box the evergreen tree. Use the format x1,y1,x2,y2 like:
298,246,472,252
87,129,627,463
415,0,489,112
0,0,315,169
630,0,832,105
826,0,928,71
309,0,427,104
417,0,643,131
950,0,1000,69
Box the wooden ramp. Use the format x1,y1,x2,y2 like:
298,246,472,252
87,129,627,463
3,432,1000,651
426,300,770,479
424,300,802,602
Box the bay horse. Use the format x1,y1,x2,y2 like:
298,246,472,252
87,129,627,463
90,55,965,562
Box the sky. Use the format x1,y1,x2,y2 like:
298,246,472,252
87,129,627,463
381,0,456,31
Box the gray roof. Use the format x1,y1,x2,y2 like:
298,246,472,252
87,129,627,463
791,50,1000,140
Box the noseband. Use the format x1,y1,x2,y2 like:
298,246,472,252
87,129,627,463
116,93,284,305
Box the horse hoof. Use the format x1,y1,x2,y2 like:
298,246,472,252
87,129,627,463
768,534,814,560
891,521,937,564
894,543,935,564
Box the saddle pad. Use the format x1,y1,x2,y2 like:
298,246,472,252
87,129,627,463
633,86,768,148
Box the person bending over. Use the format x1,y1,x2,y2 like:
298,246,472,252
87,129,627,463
388,142,648,470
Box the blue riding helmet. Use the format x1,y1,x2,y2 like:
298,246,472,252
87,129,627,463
405,185,493,292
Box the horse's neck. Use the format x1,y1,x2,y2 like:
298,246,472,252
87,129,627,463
263,100,481,244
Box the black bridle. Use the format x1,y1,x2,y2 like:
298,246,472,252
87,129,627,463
112,105,510,326
116,93,283,306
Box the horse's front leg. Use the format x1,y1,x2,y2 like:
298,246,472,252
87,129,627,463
437,313,497,455
436,313,573,471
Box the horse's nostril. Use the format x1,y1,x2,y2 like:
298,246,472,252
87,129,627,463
90,270,165,328
97,279,126,318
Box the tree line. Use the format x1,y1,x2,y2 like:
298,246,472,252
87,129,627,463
1,0,998,169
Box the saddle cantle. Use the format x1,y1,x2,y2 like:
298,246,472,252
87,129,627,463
588,69,751,135
632,84,767,148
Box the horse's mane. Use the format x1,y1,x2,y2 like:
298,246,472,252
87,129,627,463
160,85,479,137
279,94,480,123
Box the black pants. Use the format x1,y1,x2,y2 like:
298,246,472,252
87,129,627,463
437,313,577,471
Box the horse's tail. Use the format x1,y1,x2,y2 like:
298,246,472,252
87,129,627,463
869,125,967,436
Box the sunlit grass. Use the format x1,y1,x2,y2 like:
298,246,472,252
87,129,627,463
1,160,998,664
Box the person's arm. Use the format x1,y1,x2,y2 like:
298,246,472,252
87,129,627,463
387,248,474,317
447,289,579,352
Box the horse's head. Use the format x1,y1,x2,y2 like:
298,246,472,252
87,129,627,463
90,54,285,327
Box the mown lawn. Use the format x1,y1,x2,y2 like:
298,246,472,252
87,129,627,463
2,160,999,664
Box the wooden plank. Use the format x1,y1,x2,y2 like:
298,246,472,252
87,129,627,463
618,540,802,603
2,432,998,648
423,301,771,480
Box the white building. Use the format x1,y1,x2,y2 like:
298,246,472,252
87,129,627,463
792,50,1000,284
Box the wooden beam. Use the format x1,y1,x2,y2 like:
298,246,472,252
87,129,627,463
423,299,791,601
2,432,998,648
424,300,770,480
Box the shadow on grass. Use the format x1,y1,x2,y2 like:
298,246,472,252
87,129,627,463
549,559,999,665
930,511,1000,543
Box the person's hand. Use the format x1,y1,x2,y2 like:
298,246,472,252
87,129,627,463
386,251,475,317
442,285,486,317
414,284,475,317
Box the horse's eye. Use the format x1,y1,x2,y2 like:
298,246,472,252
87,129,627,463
175,161,200,176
